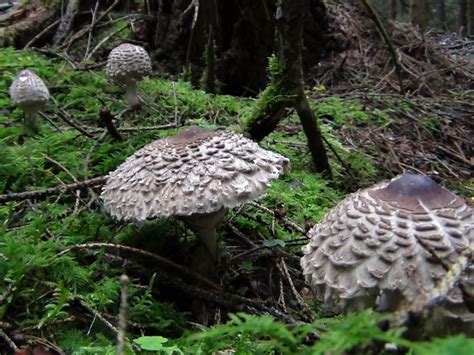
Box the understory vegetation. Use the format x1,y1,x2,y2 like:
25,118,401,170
0,43,472,354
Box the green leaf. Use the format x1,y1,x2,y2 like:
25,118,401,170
134,336,169,351
263,239,286,247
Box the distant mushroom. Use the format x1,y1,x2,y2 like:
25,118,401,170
105,43,152,108
301,174,473,327
9,69,50,135
101,126,289,273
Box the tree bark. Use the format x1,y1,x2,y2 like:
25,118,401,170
459,0,467,34
437,0,446,30
467,0,474,35
411,0,429,30
146,0,333,96
53,0,80,46
245,0,331,176
390,0,397,20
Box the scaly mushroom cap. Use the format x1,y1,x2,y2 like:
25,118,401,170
105,43,152,84
101,126,289,221
301,174,473,314
9,69,50,114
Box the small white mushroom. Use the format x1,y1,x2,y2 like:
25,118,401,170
105,43,152,108
101,126,289,273
9,69,50,135
300,174,474,334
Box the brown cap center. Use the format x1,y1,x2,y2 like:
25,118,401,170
369,174,463,212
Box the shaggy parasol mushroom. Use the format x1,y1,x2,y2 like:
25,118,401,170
301,174,473,331
105,43,152,108
9,69,50,135
101,126,289,269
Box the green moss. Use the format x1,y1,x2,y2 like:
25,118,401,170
243,55,293,127
265,171,343,225
420,117,440,130
311,97,391,128
0,45,469,353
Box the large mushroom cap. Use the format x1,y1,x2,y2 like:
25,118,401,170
105,43,152,84
101,126,289,221
301,173,473,315
9,69,50,114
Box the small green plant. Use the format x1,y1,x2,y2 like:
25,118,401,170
182,312,307,353
420,117,440,130
178,311,474,355
134,336,183,354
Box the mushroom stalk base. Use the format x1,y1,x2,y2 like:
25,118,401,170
125,81,139,108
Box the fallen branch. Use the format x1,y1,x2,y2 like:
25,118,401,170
0,176,106,204
54,109,94,138
0,328,17,353
151,267,297,323
90,123,180,133
99,250,297,323
57,242,221,291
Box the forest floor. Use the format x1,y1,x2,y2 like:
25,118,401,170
0,2,473,355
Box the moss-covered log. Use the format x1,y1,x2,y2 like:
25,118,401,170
0,2,57,48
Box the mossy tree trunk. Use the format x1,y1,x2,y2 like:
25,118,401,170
200,27,219,94
245,0,331,176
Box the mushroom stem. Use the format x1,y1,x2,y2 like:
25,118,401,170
182,208,228,262
193,226,219,261
23,111,40,136
125,81,139,108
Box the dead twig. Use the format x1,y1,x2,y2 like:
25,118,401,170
78,298,121,335
24,19,61,49
248,201,306,234
61,0,121,51
0,328,18,353
116,275,129,355
279,258,312,316
42,154,82,212
185,0,199,67
53,103,94,138
360,0,405,93
57,242,221,291
0,177,106,204
38,112,62,131
81,21,130,65
90,123,180,133
82,1,100,63
172,81,180,125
